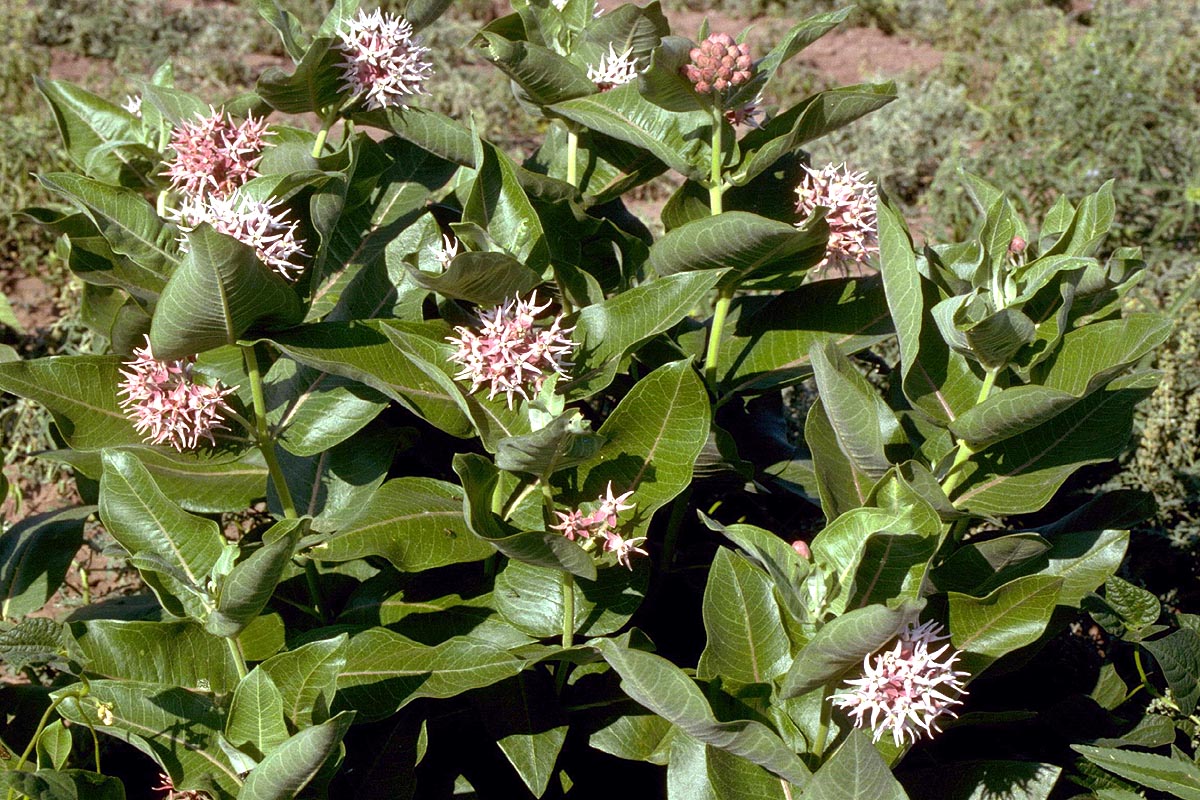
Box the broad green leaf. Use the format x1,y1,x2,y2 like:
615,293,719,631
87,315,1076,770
38,173,174,284
75,619,241,694
207,521,301,638
150,226,303,361
240,614,287,662
949,575,1062,669
99,450,226,619
702,517,810,629
590,712,674,765
752,9,854,95
706,745,799,800
805,399,877,520
731,84,896,186
407,251,543,306
697,548,791,684
239,711,355,800
463,140,550,269
667,733,718,800
475,33,596,106
319,477,494,570
780,602,914,699
648,211,827,291
931,534,1051,596
477,673,567,798
354,108,476,168
44,445,266,514
592,639,810,785
950,314,1171,447
877,200,982,426
1103,575,1161,631
551,83,712,180
453,454,595,579
35,78,149,188
139,84,208,127
575,360,710,530
337,629,526,720
569,270,725,397
899,761,1061,800
809,340,902,478
0,770,126,800
260,635,349,727
1042,181,1115,259
227,668,290,756
494,558,648,638
266,321,473,438
495,410,606,478
35,721,72,772
950,373,1156,515
1072,745,1200,800
255,0,309,60
0,293,23,335
343,587,533,648
405,0,454,29
56,680,242,798
265,354,388,457
716,275,892,397
256,37,344,114
0,618,85,672
0,506,90,619
1143,629,1200,716
806,729,909,800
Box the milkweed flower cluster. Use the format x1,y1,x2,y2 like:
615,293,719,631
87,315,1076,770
447,292,575,408
829,620,969,747
587,45,640,92
684,33,753,96
551,483,646,568
118,336,236,452
171,194,305,281
336,9,433,111
795,163,879,270
163,107,270,199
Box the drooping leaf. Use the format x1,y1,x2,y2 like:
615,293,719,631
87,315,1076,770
207,520,301,638
494,558,648,638
0,769,126,800
260,635,349,727
1072,745,1200,800
477,672,568,798
1143,629,1200,716
239,711,356,800
780,602,916,699
74,619,241,694
256,37,345,114
0,506,91,619
495,410,606,478
697,548,792,684
226,667,291,756
949,575,1063,671
806,729,909,800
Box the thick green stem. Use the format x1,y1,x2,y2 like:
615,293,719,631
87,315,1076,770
560,570,576,650
12,695,68,777
812,685,833,760
705,290,733,385
226,636,249,681
709,109,725,215
242,344,297,519
942,367,1001,498
311,111,334,159
566,128,579,188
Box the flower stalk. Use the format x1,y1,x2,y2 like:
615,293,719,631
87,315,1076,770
704,109,732,386
942,366,1001,498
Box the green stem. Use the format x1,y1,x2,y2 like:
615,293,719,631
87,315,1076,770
709,109,725,215
226,636,248,681
566,128,579,188
942,366,1001,498
242,344,297,519
311,109,334,159
1134,648,1162,698
560,570,576,650
704,290,733,385
660,486,692,572
12,695,68,776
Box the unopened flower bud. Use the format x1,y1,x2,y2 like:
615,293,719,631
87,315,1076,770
1008,236,1026,254
791,539,811,559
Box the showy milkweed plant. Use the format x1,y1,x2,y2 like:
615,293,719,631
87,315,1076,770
0,1,1189,798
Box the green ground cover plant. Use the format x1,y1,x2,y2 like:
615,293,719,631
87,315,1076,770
1,1,1199,799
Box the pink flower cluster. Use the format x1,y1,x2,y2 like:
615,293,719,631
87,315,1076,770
551,483,646,569
684,33,753,96
173,194,305,281
447,292,575,409
337,9,433,111
163,107,270,199
795,163,879,270
830,620,969,747
118,337,236,451
153,772,209,800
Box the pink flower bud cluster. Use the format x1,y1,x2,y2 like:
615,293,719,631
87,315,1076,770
795,163,879,270
684,33,753,96
162,107,270,199
172,194,305,281
829,620,969,747
337,9,433,111
551,483,646,569
447,291,575,409
118,336,236,451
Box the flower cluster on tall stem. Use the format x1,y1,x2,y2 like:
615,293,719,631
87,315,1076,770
447,291,575,408
829,620,969,747
795,163,879,271
171,193,305,281
162,107,270,199
118,336,237,451
684,33,753,97
551,483,645,568
336,9,433,111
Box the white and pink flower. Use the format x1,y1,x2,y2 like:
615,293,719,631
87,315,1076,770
550,483,645,568
336,9,433,111
447,291,575,408
172,193,305,281
587,45,640,92
118,337,236,451
162,107,270,199
795,162,879,270
829,620,969,747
